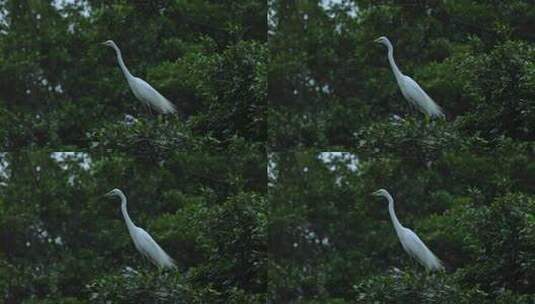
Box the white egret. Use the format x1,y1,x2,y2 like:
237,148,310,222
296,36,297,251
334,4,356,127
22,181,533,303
375,36,444,118
372,189,444,271
102,40,176,114
105,188,176,270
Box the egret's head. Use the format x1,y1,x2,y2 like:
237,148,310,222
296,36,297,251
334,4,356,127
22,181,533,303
374,36,390,46
101,40,116,48
372,188,390,198
104,188,122,198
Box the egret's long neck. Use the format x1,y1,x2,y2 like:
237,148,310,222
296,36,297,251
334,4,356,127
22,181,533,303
386,193,403,234
386,41,403,82
118,192,136,234
111,45,134,81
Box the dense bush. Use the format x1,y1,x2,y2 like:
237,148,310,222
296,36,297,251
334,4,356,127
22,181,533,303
269,0,535,149
268,2,534,300
269,146,535,303
0,152,266,303
0,0,266,150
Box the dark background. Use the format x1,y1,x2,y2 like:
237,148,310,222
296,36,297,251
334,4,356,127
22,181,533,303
269,0,534,149
269,150,534,303
269,0,534,302
0,0,267,151
0,151,266,303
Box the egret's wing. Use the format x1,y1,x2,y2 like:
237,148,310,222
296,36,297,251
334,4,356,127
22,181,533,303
402,76,444,118
132,78,176,114
135,227,176,269
401,228,444,271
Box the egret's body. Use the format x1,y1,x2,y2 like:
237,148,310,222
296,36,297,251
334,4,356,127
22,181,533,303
375,36,444,118
105,189,176,270
102,40,176,114
373,189,444,271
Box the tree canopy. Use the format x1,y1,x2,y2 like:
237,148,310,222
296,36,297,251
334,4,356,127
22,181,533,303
0,151,266,303
1,0,535,303
0,0,267,151
269,148,534,303
268,0,534,303
269,0,534,149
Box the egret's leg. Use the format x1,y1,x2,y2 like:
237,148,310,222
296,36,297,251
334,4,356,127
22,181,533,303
145,103,153,116
141,255,152,271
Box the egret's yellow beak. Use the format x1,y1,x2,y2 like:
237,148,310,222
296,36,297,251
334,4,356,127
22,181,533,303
104,191,113,197
374,38,381,43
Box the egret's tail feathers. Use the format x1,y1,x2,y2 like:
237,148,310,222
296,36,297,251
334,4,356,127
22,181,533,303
424,100,445,119
161,256,177,270
424,251,445,272
429,107,445,119
158,247,177,270
149,241,177,270
155,97,177,114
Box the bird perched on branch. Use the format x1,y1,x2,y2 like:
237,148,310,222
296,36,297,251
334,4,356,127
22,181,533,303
102,40,176,114
372,189,444,272
105,188,176,270
375,36,444,119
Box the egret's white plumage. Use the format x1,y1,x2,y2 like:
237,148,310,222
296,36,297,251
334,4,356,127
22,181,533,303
373,189,444,272
105,188,176,270
375,36,444,118
102,40,176,114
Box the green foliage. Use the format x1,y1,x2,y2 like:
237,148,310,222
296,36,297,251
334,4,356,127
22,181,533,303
353,268,535,304
455,40,535,139
0,151,266,303
269,145,535,302
2,1,535,303
0,0,266,150
457,193,535,293
269,0,535,149
87,116,223,154
353,270,488,304
268,1,534,299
